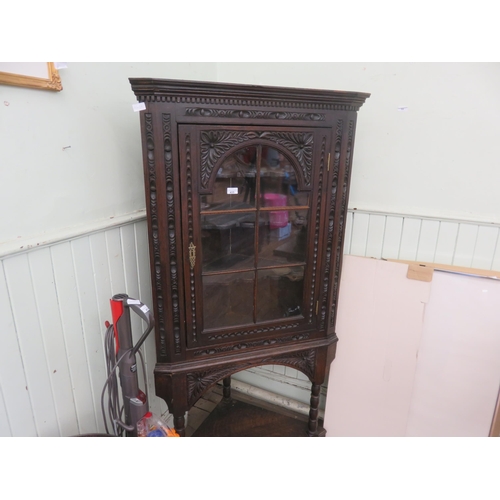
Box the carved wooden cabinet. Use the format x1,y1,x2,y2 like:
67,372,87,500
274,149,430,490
129,78,369,436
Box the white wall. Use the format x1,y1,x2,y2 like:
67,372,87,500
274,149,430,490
0,62,217,253
3,62,498,249
216,63,500,223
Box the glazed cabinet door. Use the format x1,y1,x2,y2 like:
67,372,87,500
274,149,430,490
178,125,331,350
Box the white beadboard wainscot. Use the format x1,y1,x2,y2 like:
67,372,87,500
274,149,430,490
0,218,168,436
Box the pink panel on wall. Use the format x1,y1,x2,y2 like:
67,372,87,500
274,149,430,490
405,271,500,436
324,256,431,436
324,256,500,437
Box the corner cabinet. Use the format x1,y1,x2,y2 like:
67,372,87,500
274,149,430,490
129,78,369,436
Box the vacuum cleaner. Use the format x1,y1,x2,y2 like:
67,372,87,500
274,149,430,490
101,293,177,437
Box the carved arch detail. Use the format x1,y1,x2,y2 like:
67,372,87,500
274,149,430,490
199,130,314,193
186,349,316,407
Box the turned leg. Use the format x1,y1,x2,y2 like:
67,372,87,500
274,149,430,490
174,414,186,437
307,383,321,437
223,376,231,399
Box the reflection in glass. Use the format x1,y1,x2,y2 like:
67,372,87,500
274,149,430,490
259,147,309,207
201,212,260,272
203,146,257,210
258,210,308,267
256,267,304,322
203,272,254,329
200,144,311,330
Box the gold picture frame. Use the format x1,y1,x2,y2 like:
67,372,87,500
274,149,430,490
0,62,62,91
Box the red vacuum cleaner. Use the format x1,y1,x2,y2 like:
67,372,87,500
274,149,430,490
101,293,177,437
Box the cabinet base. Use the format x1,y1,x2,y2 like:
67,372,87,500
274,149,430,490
191,391,326,437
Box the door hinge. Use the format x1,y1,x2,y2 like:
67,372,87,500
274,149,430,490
327,153,331,171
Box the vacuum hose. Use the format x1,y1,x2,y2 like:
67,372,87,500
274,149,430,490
100,294,154,436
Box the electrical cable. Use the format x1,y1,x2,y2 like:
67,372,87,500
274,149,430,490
101,324,119,435
101,324,132,436
100,323,149,436
137,347,148,405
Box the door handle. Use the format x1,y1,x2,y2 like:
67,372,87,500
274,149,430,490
189,242,196,269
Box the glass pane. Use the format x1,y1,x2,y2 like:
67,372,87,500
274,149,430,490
256,267,305,322
202,146,257,211
203,272,254,329
260,147,309,207
201,212,256,272
258,210,309,267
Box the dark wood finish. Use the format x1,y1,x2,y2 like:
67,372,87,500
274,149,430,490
192,389,326,437
129,78,369,436
222,376,231,399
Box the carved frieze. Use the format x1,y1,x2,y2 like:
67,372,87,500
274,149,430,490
185,108,325,121
187,348,317,405
138,94,362,111
207,322,300,342
194,332,310,357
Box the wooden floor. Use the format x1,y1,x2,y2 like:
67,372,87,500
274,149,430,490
186,383,325,437
185,384,226,437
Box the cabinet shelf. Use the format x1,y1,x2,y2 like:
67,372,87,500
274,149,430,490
192,390,325,437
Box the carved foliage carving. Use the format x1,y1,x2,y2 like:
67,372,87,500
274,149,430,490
187,349,317,405
187,367,238,406
200,130,253,188
199,130,313,191
273,349,316,380
185,108,325,121
265,132,313,184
